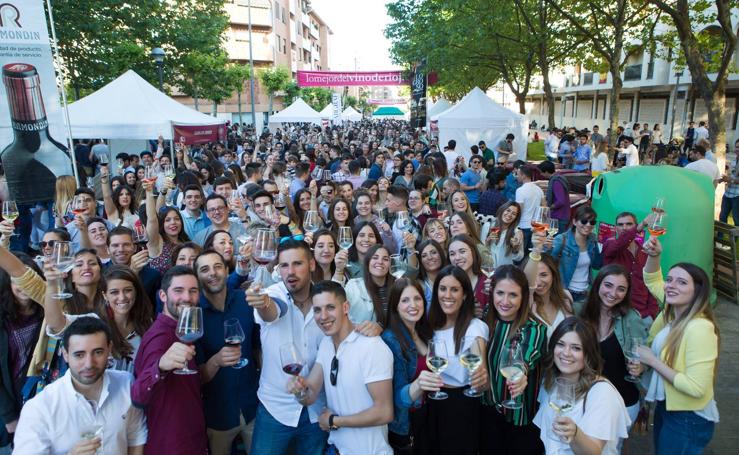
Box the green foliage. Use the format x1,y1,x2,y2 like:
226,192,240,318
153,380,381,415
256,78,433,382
301,88,334,111
344,96,358,108
283,81,302,106
258,66,291,95
49,0,229,97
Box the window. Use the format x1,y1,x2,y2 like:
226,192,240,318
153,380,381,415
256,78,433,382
275,3,280,19
283,38,287,54
276,34,282,53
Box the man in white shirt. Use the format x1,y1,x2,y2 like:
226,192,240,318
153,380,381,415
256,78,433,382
515,165,544,252
544,129,561,161
616,136,640,167
443,140,460,172
290,281,394,455
15,317,147,454
685,144,721,187
694,121,710,142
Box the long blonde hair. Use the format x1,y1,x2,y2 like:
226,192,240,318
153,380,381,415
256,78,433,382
662,263,720,376
55,175,77,218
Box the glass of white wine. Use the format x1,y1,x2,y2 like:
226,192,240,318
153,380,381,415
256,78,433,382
480,250,495,278
547,219,559,238
390,254,406,279
51,241,75,299
338,226,353,250
549,377,576,442
2,201,19,237
460,336,484,398
303,210,321,234
426,339,449,400
499,344,525,409
624,337,643,383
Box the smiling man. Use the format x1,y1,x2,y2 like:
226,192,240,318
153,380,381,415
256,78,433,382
15,317,147,454
132,266,207,455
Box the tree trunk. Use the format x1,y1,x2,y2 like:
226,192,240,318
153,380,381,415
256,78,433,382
607,68,623,151
267,93,274,125
237,89,243,125
542,67,556,129
194,87,199,111
212,101,217,116
517,96,526,115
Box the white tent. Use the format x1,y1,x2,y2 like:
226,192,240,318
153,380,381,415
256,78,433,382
427,98,452,119
341,106,363,121
319,103,333,118
67,70,224,140
269,98,322,126
434,87,528,162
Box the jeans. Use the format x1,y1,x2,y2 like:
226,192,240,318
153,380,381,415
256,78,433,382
521,228,532,253
653,401,714,455
719,194,738,225
250,402,326,455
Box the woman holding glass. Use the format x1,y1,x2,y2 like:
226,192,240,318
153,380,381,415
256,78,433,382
326,198,354,238
345,244,395,330
578,264,648,450
486,201,525,267
381,278,435,453
545,206,603,303
422,218,450,251
448,234,489,318
480,265,547,455
525,242,573,340
534,317,630,454
424,265,489,455
418,239,449,308
101,166,140,229
345,221,383,279
309,229,348,284
353,190,395,251
143,180,190,274
637,237,719,454
292,188,316,234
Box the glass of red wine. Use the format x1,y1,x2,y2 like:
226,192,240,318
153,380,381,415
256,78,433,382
280,342,307,400
224,318,248,369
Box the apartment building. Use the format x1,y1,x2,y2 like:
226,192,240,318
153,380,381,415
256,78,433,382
174,0,332,126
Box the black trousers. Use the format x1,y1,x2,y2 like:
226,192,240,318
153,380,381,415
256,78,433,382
420,387,481,455
479,404,544,455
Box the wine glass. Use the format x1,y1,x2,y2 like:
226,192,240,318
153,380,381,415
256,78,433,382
132,223,148,251
263,204,279,228
98,152,109,166
396,211,412,232
338,226,353,250
436,202,449,219
322,170,332,182
624,337,643,383
174,306,203,375
547,219,559,238
390,254,406,278
549,377,576,442
648,212,667,238
251,228,277,295
224,318,248,369
2,201,19,237
480,250,495,278
51,241,75,299
426,339,449,400
144,164,158,185
303,210,321,234
531,206,550,235
236,233,253,261
499,344,526,409
71,196,87,218
652,196,665,215
460,336,484,398
280,342,308,400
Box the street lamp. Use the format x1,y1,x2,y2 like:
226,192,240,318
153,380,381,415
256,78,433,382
669,70,684,140
151,47,165,91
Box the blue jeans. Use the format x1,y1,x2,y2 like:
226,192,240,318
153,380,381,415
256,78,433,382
653,401,714,455
719,194,738,225
250,402,326,455
521,228,532,253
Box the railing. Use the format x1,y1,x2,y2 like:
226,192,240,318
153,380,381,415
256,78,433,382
714,221,739,303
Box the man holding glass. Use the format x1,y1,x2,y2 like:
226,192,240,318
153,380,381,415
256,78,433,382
15,317,147,454
132,266,207,455
193,194,248,246
194,251,259,454
246,239,327,454
288,280,394,455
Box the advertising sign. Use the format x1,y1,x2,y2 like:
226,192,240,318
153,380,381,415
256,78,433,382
173,123,227,145
297,70,408,87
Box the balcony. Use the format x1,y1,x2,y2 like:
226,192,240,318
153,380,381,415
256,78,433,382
302,38,311,52
624,64,642,81
310,23,319,38
226,0,272,28
225,31,274,62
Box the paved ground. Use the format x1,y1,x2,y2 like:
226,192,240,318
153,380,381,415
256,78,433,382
629,296,738,454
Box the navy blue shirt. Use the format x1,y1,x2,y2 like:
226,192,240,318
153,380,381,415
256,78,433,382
196,289,259,430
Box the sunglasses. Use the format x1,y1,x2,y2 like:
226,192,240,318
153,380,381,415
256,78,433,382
39,240,56,249
579,218,597,226
330,356,339,386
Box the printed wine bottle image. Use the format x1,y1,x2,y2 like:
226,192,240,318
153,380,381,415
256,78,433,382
0,63,74,204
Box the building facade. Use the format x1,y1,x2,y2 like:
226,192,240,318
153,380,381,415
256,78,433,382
173,0,332,126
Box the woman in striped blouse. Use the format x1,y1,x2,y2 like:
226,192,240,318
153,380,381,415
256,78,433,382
481,265,548,455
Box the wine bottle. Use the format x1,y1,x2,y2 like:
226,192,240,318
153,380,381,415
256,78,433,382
0,63,74,204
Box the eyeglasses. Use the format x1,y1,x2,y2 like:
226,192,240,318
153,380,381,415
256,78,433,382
330,356,339,386
207,206,227,214
579,218,597,226
39,240,56,249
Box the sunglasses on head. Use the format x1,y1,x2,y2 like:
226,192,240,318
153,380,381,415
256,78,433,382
39,240,56,248
330,356,339,386
579,218,597,226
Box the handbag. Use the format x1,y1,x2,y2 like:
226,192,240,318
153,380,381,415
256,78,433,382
21,337,60,403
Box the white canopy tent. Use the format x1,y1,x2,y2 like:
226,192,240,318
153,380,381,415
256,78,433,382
341,106,363,122
434,87,528,162
318,103,333,118
67,70,225,140
269,98,322,128
427,98,452,119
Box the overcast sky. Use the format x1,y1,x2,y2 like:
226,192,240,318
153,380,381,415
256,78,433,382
311,0,400,71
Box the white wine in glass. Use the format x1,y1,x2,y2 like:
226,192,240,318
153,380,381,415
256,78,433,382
547,219,559,237
460,336,484,398
303,210,321,234
548,377,576,442
338,226,353,250
426,339,449,400
2,200,19,222
480,250,495,278
390,254,406,278
499,344,525,409
624,337,643,383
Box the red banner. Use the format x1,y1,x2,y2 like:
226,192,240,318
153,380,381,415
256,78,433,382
297,70,408,87
368,98,408,105
172,123,227,145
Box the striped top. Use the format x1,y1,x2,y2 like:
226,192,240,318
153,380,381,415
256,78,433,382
483,317,548,426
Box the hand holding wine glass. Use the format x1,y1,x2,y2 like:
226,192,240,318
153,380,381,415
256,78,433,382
460,336,484,398
499,344,526,409
390,254,406,278
280,342,308,400
173,306,203,375
647,212,667,238
303,210,321,234
426,340,449,400
624,337,643,382
549,377,576,442
224,318,248,369
51,241,75,299
338,226,353,250
2,201,19,237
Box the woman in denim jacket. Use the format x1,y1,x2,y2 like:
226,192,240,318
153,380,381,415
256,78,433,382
381,278,436,454
545,205,602,302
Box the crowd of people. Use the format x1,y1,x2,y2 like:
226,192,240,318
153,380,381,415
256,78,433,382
0,118,726,454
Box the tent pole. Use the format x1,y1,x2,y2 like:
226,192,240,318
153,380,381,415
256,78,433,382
45,0,80,185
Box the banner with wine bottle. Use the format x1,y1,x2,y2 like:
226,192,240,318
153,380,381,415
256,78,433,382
0,0,74,204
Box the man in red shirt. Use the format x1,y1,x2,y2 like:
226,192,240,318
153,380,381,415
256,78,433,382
602,212,659,321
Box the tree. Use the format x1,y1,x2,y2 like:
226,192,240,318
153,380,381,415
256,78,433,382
258,66,292,124
230,64,252,124
301,87,333,111
344,96,358,109
649,0,737,187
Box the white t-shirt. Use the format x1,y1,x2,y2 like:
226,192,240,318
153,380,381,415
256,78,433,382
515,182,544,229
568,251,591,292
432,318,489,387
685,159,720,182
591,153,609,173
444,150,460,171
534,381,630,455
618,144,639,167
316,332,393,455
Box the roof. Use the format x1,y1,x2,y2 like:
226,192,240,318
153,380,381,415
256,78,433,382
372,106,405,116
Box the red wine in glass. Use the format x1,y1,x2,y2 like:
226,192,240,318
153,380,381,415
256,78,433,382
282,363,304,376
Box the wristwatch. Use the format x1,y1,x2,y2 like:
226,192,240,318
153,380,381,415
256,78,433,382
328,414,339,431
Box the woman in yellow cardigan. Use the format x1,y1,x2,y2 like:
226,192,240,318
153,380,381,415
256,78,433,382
635,236,719,455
